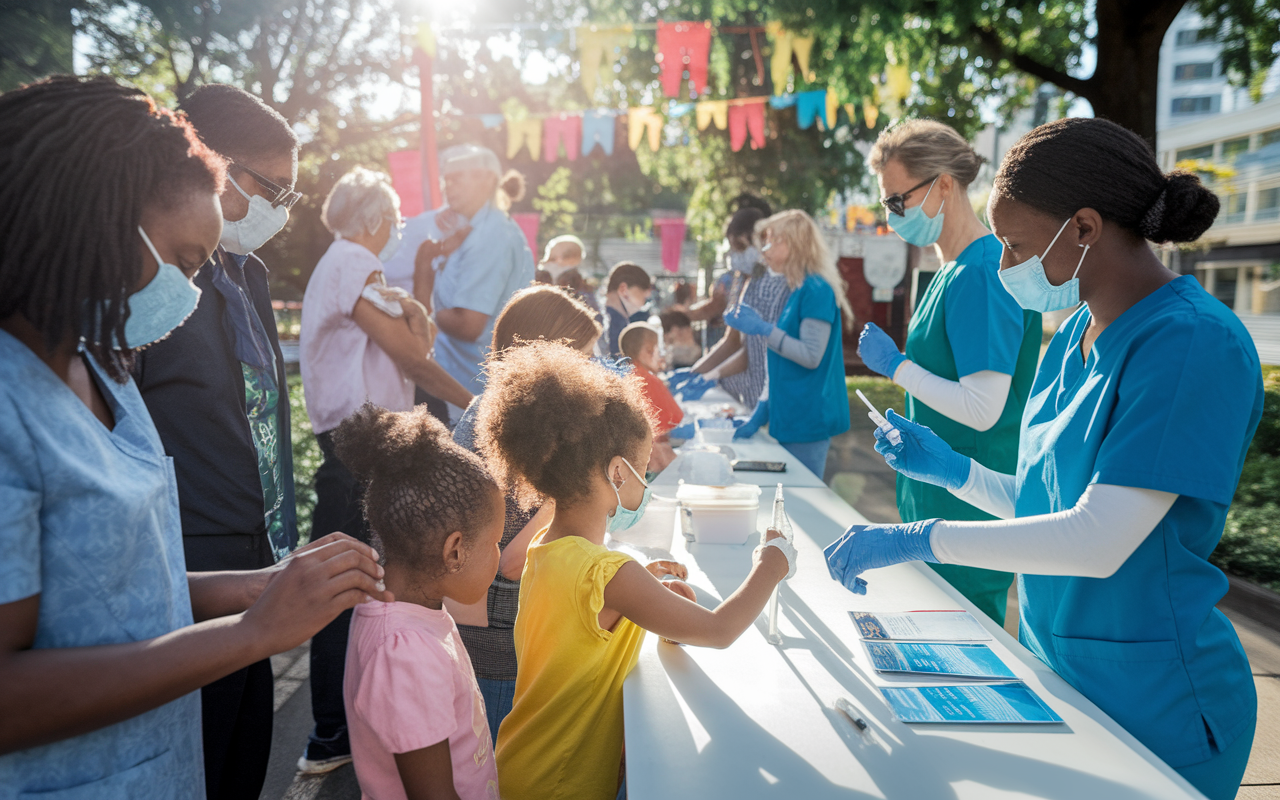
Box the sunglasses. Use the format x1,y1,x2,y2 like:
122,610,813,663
880,175,938,217
232,162,303,210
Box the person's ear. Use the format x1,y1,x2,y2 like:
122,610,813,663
1073,209,1104,248
939,173,955,199
442,530,465,573
607,457,626,489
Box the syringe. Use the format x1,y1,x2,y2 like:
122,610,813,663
766,483,790,645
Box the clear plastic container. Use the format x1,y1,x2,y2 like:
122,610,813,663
676,483,761,544
610,495,678,552
696,417,736,445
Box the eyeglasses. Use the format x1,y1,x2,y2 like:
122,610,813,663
231,162,303,210
880,175,938,217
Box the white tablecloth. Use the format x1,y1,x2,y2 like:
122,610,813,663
621,487,1205,800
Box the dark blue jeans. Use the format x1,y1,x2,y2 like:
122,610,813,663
475,677,516,746
305,431,369,759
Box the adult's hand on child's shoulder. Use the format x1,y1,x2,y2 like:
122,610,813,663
243,536,391,657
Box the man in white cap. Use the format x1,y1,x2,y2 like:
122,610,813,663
386,143,534,423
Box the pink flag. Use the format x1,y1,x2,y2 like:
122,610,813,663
652,217,686,273
511,212,540,256
387,150,424,218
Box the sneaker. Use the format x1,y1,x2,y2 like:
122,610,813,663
296,752,352,775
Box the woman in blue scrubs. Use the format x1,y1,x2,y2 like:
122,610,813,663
725,209,852,479
0,76,387,796
856,120,1043,626
825,117,1259,799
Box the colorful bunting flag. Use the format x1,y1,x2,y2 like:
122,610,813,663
656,20,713,97
628,107,664,152
766,22,814,95
582,111,618,156
543,113,582,162
577,25,632,95
695,100,728,131
505,116,542,160
727,99,766,151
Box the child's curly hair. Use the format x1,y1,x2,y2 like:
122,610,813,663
476,341,656,510
333,403,501,573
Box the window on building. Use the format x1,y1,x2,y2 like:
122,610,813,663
1176,145,1215,162
1172,96,1215,115
1221,193,1248,224
1258,188,1280,223
1174,62,1216,81
1262,129,1280,148
1175,28,1217,46
1223,137,1251,160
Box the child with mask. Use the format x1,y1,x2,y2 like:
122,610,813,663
335,403,506,800
477,342,795,800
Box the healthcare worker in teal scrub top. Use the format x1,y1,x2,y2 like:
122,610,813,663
856,120,1041,626
826,117,1260,800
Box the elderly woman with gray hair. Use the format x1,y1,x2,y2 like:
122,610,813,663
296,167,472,773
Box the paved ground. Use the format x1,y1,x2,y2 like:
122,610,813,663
262,422,1280,799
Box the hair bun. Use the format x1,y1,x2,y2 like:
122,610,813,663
1142,171,1220,244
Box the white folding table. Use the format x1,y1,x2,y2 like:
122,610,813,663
621,486,1206,800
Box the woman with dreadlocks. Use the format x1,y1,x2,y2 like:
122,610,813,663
0,75,388,795
827,117,1259,800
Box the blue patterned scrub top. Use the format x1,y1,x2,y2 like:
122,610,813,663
0,331,204,798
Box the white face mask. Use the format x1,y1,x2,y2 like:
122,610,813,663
379,221,403,262
220,175,289,255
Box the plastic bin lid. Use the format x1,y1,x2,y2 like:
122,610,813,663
676,482,762,508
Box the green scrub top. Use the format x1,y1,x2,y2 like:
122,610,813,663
896,235,1041,623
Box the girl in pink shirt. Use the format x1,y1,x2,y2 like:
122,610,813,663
333,403,506,800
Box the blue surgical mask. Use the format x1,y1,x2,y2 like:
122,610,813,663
887,178,945,247
379,221,403,262
606,457,652,533
125,226,202,348
998,217,1089,313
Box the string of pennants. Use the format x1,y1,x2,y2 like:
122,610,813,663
423,20,914,161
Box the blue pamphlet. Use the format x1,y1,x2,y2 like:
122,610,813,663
865,641,1015,680
881,682,1063,724
852,610,992,642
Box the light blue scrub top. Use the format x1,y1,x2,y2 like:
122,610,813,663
1016,275,1261,768
765,274,850,443
0,332,204,797
431,202,535,402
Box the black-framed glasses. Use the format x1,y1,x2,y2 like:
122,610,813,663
231,162,303,210
881,175,938,217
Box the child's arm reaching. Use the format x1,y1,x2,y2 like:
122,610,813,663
602,530,789,649
395,739,461,800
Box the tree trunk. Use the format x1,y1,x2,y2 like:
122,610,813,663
1081,0,1184,147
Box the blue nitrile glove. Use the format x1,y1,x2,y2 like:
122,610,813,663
824,519,941,595
668,422,697,440
667,368,698,391
873,409,971,490
675,374,716,401
723,303,775,337
734,399,769,439
857,322,907,378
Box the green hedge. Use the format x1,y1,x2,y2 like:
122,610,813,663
288,372,321,544
1212,367,1280,592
